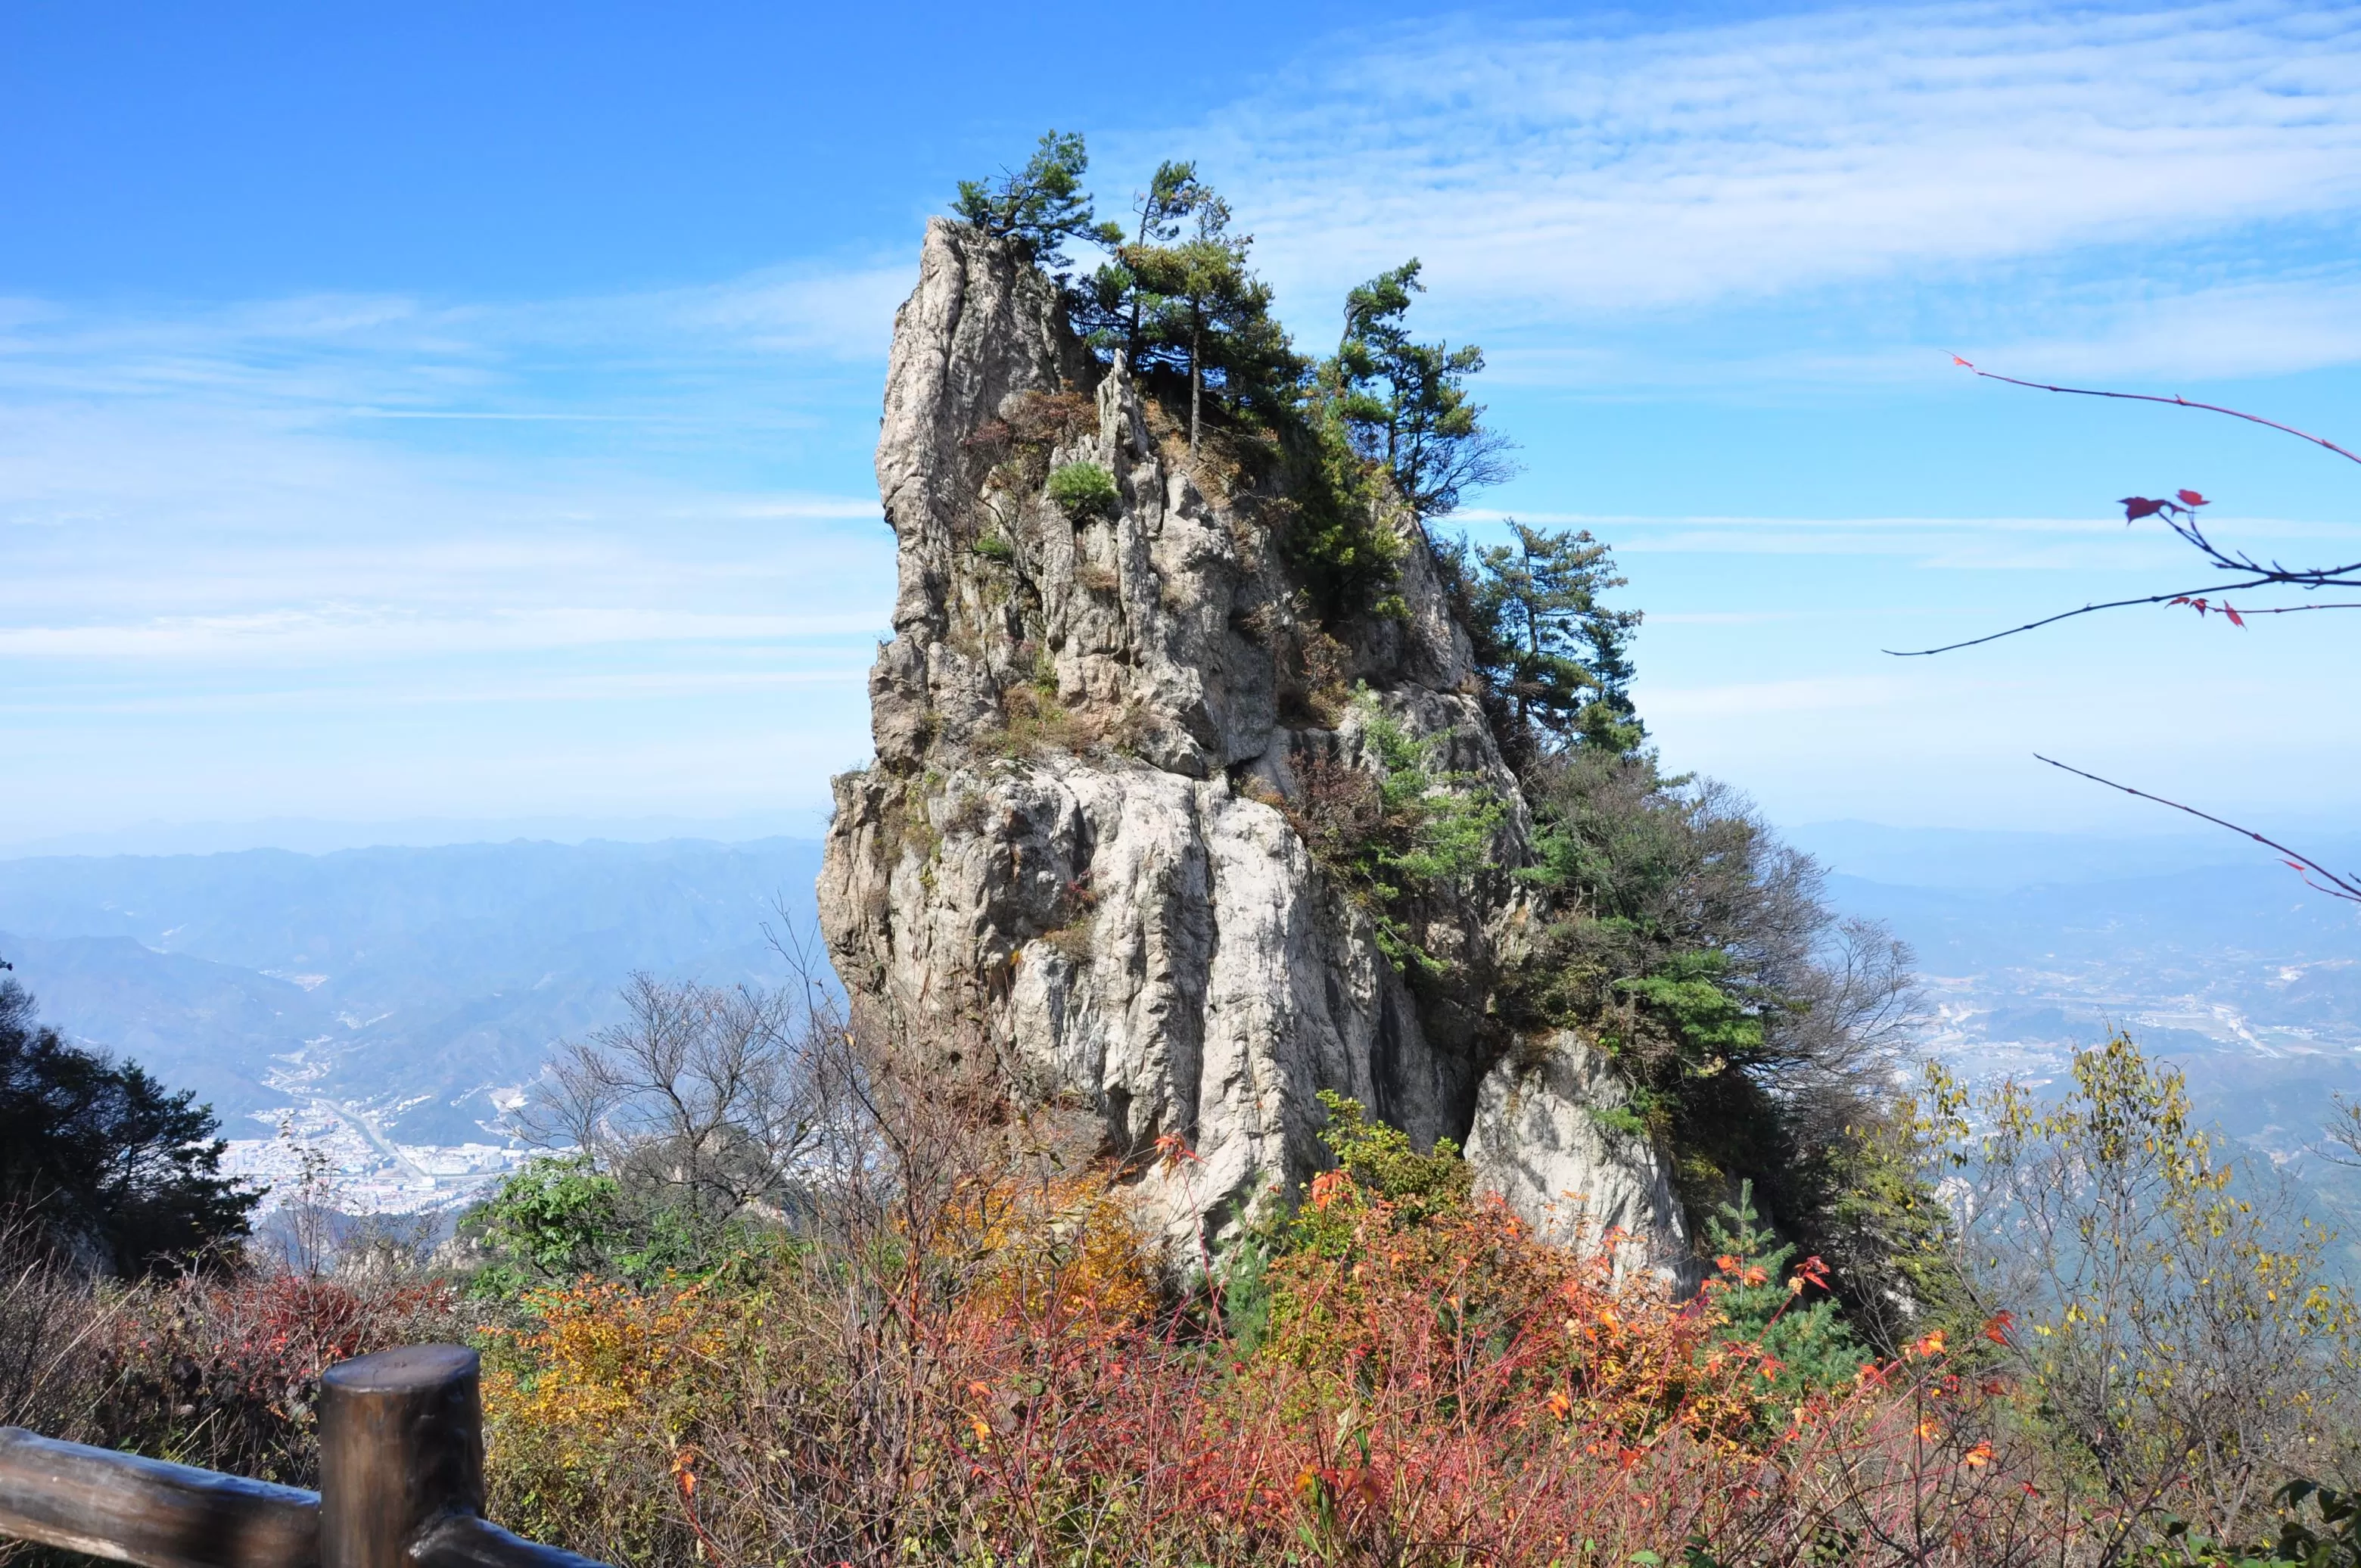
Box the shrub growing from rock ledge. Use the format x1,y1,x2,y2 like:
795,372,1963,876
1289,689,1504,976
1046,459,1118,518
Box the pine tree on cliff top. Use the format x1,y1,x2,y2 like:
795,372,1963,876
952,129,1121,277
1330,259,1519,520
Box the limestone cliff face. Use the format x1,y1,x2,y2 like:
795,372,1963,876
820,219,1688,1273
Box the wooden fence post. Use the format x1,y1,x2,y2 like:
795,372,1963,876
3,1342,606,1568
319,1345,483,1568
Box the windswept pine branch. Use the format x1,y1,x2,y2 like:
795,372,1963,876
1886,362,2361,655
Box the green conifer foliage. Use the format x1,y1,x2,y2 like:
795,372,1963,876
1701,1180,1868,1399
1440,521,1644,756
1298,691,1507,975
0,978,257,1274
1330,260,1518,518
952,130,1121,276
1045,460,1118,518
1076,160,1209,365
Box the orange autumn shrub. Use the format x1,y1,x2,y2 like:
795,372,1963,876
470,1141,2066,1565
947,1172,1162,1330
932,1166,2060,1566
472,1182,1170,1568
1262,1171,1770,1445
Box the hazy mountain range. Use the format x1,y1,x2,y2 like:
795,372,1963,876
0,838,822,1147
1792,820,2361,1230
2,820,2354,1223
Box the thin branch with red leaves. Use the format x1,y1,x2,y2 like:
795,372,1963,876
2034,754,2361,905
1885,363,2361,656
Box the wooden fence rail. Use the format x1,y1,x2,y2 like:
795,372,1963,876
0,1346,610,1568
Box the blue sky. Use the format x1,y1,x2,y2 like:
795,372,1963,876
4,0,2359,852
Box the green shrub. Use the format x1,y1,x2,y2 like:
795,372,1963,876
460,1153,625,1296
1315,1088,1471,1223
1700,1180,1867,1399
1495,745,1936,1346
1586,1102,1651,1141
1294,691,1503,975
1280,404,1403,618
1047,460,1119,518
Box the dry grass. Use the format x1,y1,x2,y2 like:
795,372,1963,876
0,1215,463,1495
989,680,1149,761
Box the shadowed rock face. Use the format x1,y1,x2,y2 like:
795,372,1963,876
820,218,1688,1273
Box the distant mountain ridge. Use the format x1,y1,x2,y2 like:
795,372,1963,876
0,838,824,1144
1802,827,2361,1240
5,821,2353,1207
1788,818,2361,896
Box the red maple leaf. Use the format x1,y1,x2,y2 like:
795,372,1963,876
2120,496,2167,522
2224,603,2245,627
2176,489,2207,507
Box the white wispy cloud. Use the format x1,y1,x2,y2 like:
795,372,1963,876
0,607,890,661
8,2,2358,836
1446,509,2361,571
1475,266,2361,387
1956,271,2361,379
0,666,873,716
1174,1,2361,319
0,258,910,415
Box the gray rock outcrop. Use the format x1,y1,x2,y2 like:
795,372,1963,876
1464,1034,1696,1284
819,218,1691,1268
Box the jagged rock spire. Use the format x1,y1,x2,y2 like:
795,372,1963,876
820,219,1689,1278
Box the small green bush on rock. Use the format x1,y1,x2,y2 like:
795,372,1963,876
1047,460,1119,518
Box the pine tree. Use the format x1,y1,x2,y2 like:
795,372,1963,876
1077,160,1210,365
1128,193,1291,450
1070,168,1297,450
0,978,257,1274
1456,521,1644,752
1330,260,1517,517
952,130,1121,276
1704,1180,1868,1398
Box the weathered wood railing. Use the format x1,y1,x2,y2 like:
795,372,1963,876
0,1346,610,1568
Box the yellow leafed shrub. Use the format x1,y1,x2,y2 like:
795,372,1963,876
481,1278,741,1566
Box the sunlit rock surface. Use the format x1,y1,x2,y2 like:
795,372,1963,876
820,218,1688,1265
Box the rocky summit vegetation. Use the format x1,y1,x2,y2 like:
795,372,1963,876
820,129,1929,1312
9,132,2361,1567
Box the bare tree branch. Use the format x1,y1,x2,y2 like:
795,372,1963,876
1884,363,2361,655
2033,753,2361,905
1885,580,2293,656
1955,362,2361,469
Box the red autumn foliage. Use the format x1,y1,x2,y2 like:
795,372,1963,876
666,1176,2070,1563
89,1268,462,1486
